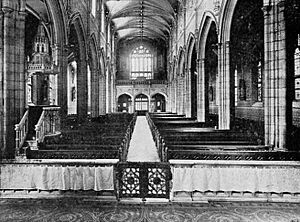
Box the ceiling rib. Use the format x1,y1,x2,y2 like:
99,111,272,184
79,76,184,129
105,0,178,42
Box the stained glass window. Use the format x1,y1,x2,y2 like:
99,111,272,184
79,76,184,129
130,45,153,79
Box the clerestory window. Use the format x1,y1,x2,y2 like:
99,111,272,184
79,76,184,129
130,45,153,79
91,0,96,17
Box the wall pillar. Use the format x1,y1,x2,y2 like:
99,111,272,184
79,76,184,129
218,41,231,129
172,80,177,113
106,64,111,113
99,73,106,114
166,82,172,112
178,76,185,115
197,58,206,122
77,59,88,118
91,68,99,117
185,68,192,117
57,45,68,117
111,70,116,112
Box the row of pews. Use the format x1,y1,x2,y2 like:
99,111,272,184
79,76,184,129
147,112,274,162
26,113,137,160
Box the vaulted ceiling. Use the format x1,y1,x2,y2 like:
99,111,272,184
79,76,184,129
105,0,179,42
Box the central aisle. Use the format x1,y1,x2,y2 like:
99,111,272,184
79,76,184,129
127,116,160,162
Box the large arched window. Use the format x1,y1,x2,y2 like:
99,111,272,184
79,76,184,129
130,45,153,79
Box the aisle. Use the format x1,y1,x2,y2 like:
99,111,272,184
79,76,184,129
127,116,160,162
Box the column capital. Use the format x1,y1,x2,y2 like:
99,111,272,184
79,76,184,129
18,11,27,16
2,6,14,16
261,5,272,16
277,0,285,9
16,10,27,21
197,58,205,62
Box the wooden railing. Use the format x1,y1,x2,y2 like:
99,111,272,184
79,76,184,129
15,110,29,155
35,107,61,144
116,79,167,85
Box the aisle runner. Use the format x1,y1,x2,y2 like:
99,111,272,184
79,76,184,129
127,116,160,162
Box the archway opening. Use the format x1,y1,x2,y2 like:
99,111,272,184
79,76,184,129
25,13,40,106
286,2,300,149
151,93,166,112
204,22,218,124
25,13,52,106
67,24,80,115
118,94,132,113
230,0,264,139
135,94,149,114
190,45,197,118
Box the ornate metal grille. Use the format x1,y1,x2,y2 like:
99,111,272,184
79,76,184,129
116,162,171,199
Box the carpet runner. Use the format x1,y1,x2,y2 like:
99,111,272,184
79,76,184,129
127,116,160,162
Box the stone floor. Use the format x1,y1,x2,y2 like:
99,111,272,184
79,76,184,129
0,198,300,222
127,116,160,162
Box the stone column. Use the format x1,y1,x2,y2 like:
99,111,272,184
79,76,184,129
0,3,26,157
106,65,111,113
110,74,114,112
176,77,179,114
172,79,177,113
263,1,287,150
99,74,106,114
15,10,26,118
185,67,192,117
166,82,171,112
57,44,68,117
91,67,99,117
76,59,88,118
182,75,186,115
178,76,183,114
197,58,206,122
218,41,231,130
0,10,4,152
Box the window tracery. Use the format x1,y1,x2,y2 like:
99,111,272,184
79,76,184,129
130,45,153,79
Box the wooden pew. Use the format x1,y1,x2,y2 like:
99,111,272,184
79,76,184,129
27,113,136,160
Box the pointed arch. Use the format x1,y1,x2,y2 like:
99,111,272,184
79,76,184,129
186,32,196,70
185,32,198,118
218,0,238,43
197,12,218,60
196,12,218,122
69,13,88,117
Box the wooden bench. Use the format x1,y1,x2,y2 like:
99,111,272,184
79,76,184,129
166,144,272,151
40,144,120,150
27,113,137,160
27,149,120,159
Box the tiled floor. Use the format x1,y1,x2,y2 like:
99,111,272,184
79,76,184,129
127,116,160,162
0,199,300,222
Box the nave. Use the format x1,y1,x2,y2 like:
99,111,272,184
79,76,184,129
1,0,300,221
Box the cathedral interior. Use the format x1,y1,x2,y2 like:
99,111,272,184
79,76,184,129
1,0,300,221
